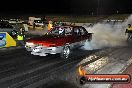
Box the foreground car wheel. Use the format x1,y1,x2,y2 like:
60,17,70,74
60,45,71,59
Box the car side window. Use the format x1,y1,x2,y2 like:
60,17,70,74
80,27,88,35
50,27,59,34
58,27,65,35
73,27,80,36
65,27,72,35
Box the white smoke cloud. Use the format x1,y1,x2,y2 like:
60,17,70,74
82,14,132,50
123,15,132,26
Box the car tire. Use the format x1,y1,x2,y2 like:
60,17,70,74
60,45,71,59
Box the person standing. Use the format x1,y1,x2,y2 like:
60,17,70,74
48,21,53,32
17,28,25,46
125,24,132,42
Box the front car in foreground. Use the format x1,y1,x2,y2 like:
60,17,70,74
25,25,93,59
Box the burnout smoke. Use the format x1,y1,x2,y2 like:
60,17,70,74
82,15,132,50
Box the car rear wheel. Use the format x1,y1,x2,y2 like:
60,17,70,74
60,45,71,59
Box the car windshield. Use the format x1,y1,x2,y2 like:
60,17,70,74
48,27,72,35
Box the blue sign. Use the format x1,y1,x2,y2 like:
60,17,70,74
0,33,6,47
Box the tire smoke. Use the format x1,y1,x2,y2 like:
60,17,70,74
82,15,132,50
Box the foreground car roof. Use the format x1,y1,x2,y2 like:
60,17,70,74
54,25,82,28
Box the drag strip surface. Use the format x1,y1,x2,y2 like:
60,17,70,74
81,46,132,88
0,48,98,88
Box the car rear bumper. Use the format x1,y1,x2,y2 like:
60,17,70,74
28,46,63,56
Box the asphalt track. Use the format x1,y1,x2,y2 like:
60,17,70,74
0,45,132,88
0,47,99,88
82,46,132,88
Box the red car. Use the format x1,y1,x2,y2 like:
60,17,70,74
25,25,93,59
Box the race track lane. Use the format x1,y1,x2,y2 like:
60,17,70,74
0,48,98,88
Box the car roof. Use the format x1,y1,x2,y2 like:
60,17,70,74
54,25,82,28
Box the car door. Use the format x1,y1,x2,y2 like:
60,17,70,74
72,27,82,48
79,27,91,45
80,27,89,39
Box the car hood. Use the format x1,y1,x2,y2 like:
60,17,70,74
27,34,67,45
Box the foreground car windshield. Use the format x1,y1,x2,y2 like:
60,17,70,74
48,27,72,35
